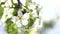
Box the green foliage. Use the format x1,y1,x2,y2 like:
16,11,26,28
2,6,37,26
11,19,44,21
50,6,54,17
5,18,18,34
27,14,36,29
25,0,32,9
29,9,33,12
27,30,35,34
35,5,40,16
25,0,28,5
25,1,29,7
0,7,4,19
12,8,18,16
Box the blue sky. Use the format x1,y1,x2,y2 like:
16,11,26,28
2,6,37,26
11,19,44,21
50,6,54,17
0,21,6,34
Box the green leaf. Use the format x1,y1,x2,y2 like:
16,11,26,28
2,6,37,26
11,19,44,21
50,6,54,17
0,7,4,19
25,1,29,7
35,5,40,16
12,8,18,16
5,18,18,34
25,0,32,7
27,30,35,34
27,14,36,29
29,9,33,12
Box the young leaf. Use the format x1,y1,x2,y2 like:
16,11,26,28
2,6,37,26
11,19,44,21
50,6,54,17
27,30,35,34
12,8,18,16
5,18,18,34
0,7,4,19
27,14,36,29
35,5,40,16
25,1,29,7
25,0,32,8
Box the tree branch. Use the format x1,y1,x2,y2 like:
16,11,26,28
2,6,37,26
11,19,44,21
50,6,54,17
17,0,22,8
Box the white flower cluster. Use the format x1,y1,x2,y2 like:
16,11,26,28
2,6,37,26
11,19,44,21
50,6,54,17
0,0,43,34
